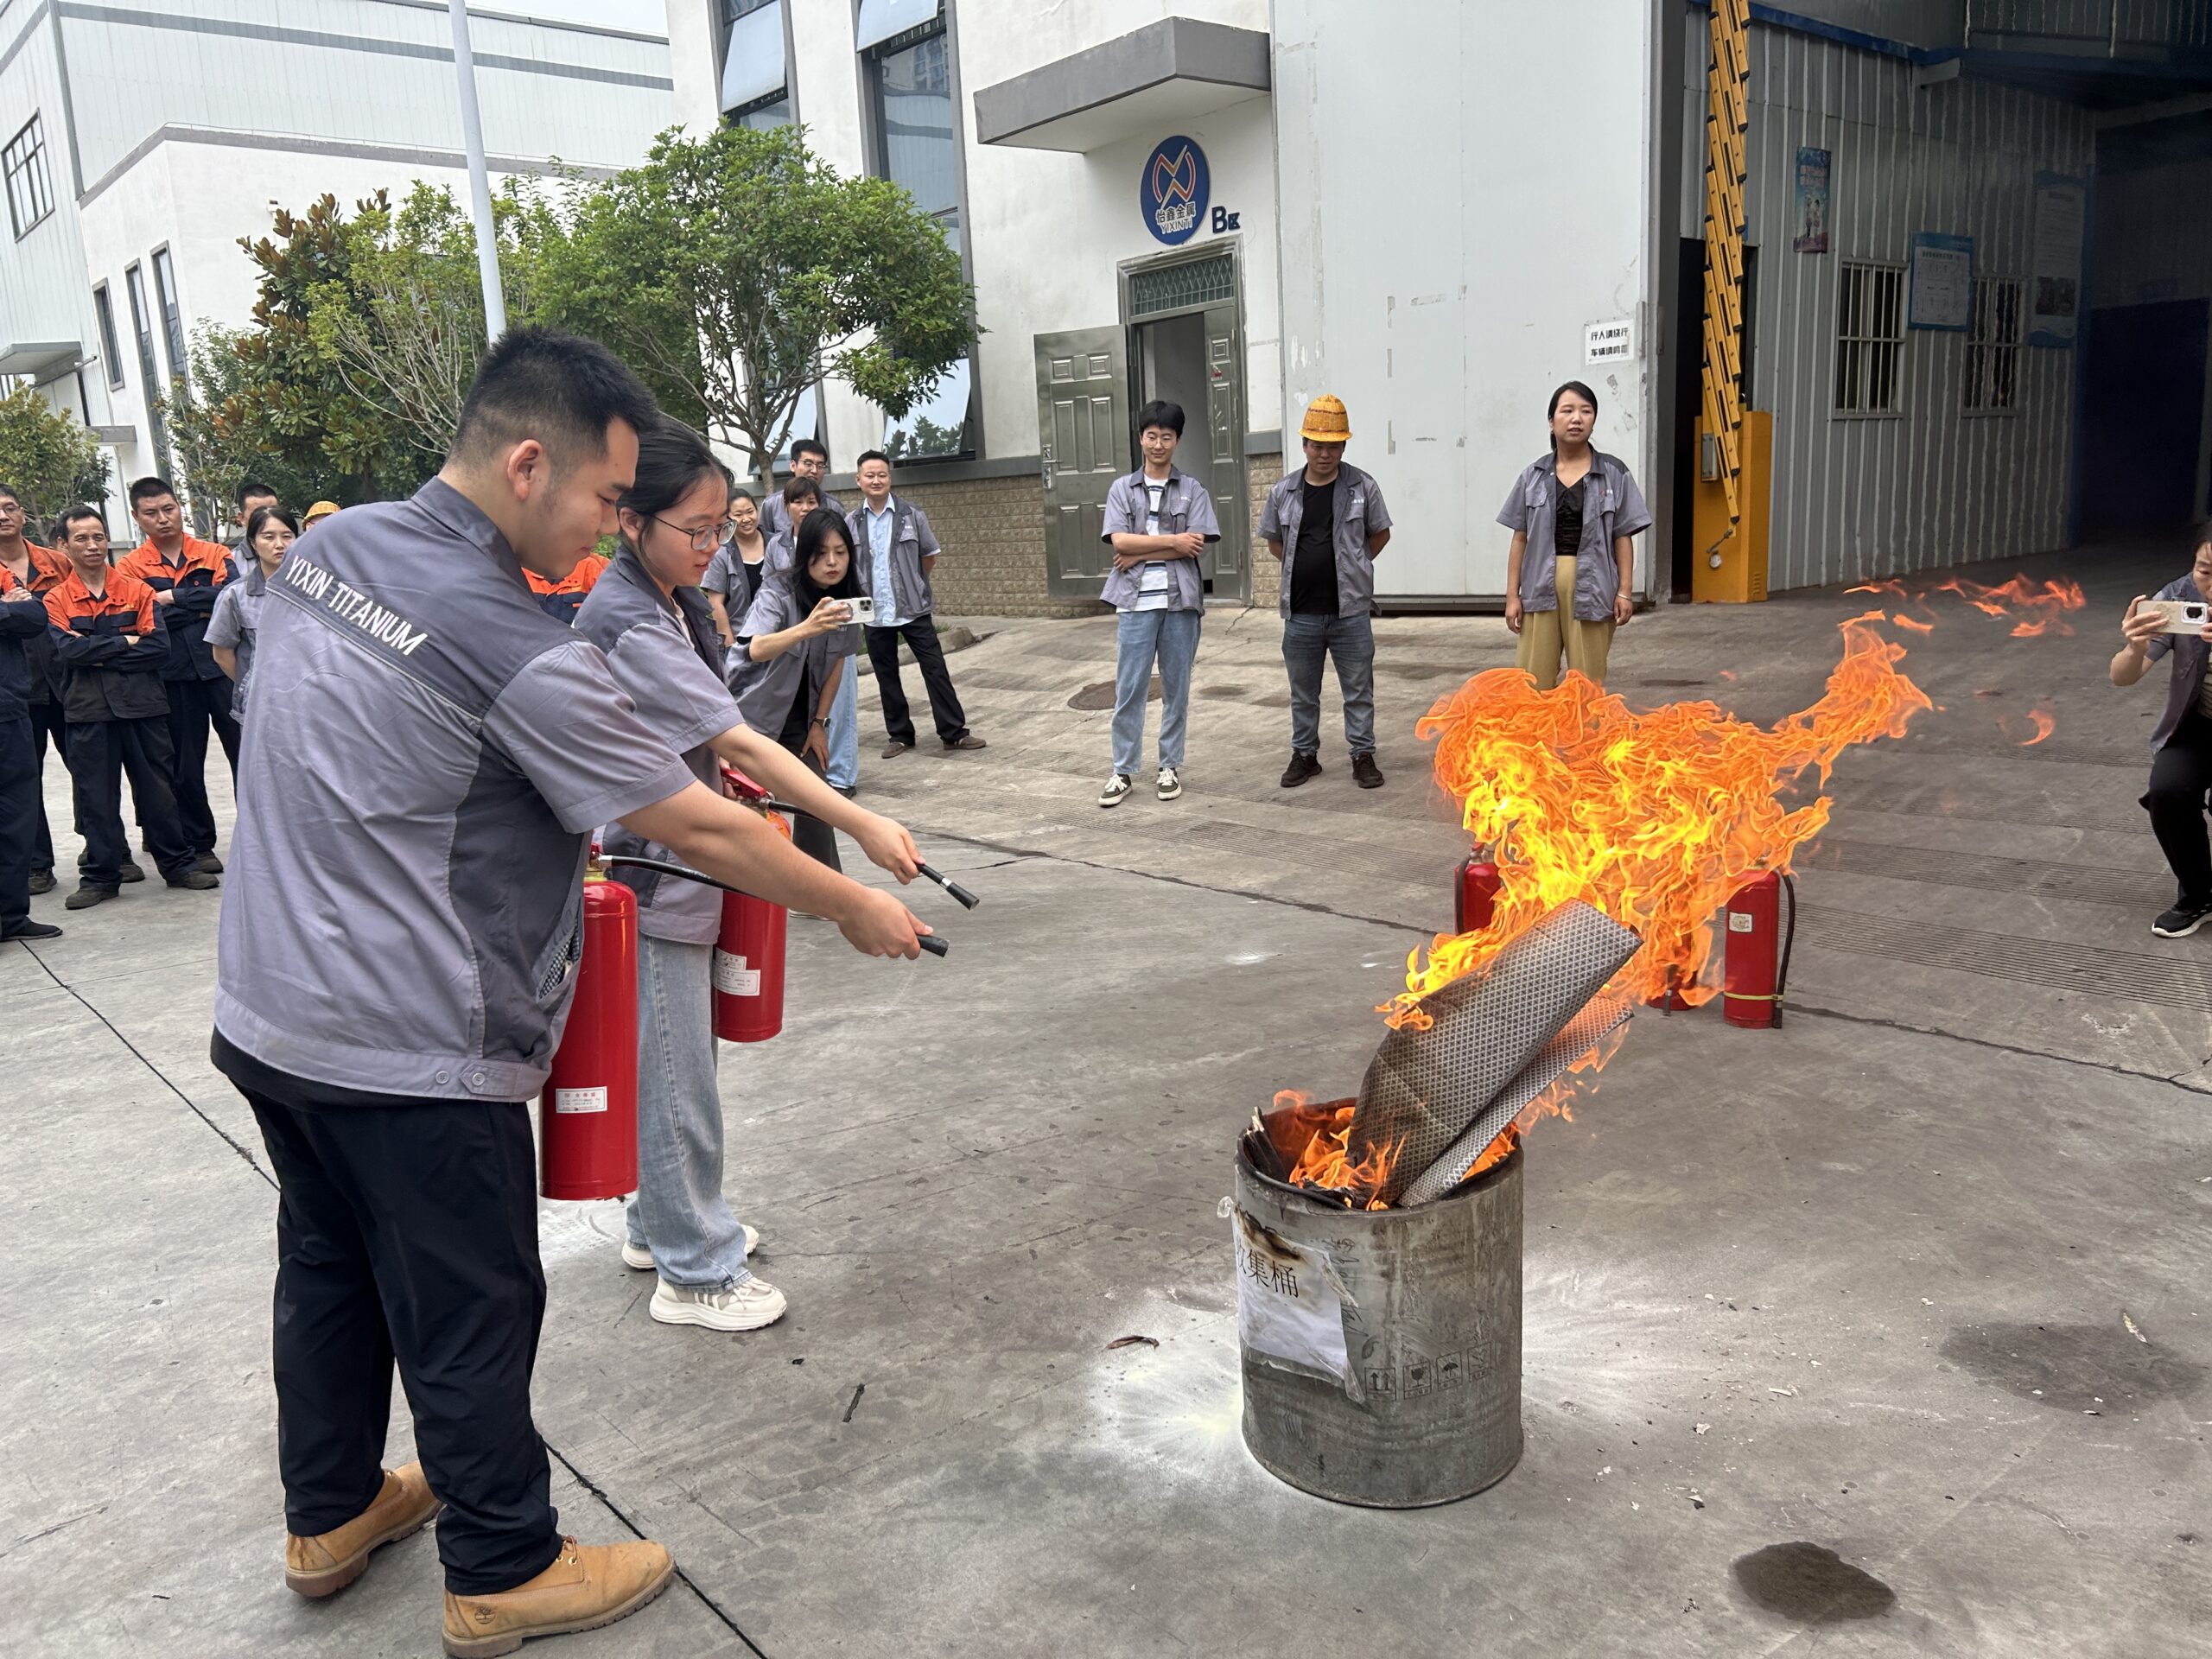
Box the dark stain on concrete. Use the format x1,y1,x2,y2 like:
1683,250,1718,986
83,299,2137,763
1940,1321,2207,1410
1732,1542,1896,1624
1067,677,1159,711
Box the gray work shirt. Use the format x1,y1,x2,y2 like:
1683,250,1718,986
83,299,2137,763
1497,450,1653,621
574,550,744,946
730,573,856,737
760,487,844,543
843,494,942,622
213,478,696,1103
1257,463,1394,618
703,541,770,623
2142,573,2210,752
1098,467,1220,612
203,563,267,721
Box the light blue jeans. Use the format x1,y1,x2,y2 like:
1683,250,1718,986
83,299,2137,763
1282,613,1376,757
826,663,859,790
1112,607,1201,776
625,935,753,1289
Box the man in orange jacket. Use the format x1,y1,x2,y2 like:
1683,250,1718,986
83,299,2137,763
46,506,218,908
118,477,235,871
524,549,606,624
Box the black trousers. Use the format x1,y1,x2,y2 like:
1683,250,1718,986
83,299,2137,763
68,716,195,886
2147,709,2212,907
247,1092,564,1596
29,698,69,874
156,677,239,855
0,708,33,935
865,616,969,747
775,735,843,872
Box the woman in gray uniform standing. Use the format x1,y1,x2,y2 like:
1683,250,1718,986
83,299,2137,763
1498,380,1652,690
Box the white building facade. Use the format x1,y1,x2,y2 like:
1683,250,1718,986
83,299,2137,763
0,0,674,524
669,0,2212,617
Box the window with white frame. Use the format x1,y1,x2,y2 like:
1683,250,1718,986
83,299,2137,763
1834,261,1905,416
720,0,790,128
3,115,54,240
1962,276,2022,414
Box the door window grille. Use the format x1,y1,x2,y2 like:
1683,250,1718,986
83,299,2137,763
1834,261,1905,416
1963,276,2022,414
1129,255,1235,318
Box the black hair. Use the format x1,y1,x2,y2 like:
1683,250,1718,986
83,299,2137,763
855,448,891,471
790,436,829,466
55,504,106,537
245,504,301,547
236,480,278,509
617,421,730,547
782,475,821,507
1546,381,1599,453
1135,399,1185,437
791,506,861,610
129,476,178,507
451,326,659,474
728,486,754,505
0,481,19,505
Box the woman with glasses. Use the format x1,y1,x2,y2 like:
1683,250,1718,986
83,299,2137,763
573,423,925,1332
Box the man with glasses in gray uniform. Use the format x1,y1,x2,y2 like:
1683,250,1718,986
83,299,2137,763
211,329,930,1657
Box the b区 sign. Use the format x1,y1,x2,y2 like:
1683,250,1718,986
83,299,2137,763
1141,136,1210,246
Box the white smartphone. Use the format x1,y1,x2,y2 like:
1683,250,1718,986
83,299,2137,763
849,595,877,624
2142,597,2210,636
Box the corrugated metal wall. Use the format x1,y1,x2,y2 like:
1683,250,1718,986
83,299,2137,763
1683,12,2094,589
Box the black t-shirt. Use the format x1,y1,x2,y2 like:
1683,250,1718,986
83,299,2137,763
1554,475,1587,559
778,660,818,749
1290,478,1338,616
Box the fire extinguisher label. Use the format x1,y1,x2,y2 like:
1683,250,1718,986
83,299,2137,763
554,1086,609,1115
713,949,761,997
1727,912,1755,933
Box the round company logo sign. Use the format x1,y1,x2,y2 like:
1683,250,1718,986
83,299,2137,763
1140,135,1210,246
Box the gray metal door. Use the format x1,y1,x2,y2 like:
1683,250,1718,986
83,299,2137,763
1201,302,1248,601
1037,328,1128,600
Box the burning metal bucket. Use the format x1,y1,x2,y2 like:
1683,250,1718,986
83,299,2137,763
1231,1105,1522,1507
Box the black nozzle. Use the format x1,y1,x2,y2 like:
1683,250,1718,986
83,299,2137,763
918,934,950,957
917,861,980,910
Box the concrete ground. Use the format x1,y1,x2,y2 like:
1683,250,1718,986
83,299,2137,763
3,542,2207,1657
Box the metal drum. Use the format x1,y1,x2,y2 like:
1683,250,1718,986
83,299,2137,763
1231,1125,1522,1507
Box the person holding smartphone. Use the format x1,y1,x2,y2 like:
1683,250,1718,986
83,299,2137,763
2113,526,2212,938
730,507,862,869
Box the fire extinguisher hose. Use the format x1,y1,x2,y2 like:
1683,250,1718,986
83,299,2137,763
1774,871,1797,1027
601,855,951,956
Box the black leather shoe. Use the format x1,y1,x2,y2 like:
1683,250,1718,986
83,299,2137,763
1280,753,1322,789
1352,753,1385,790
2,920,63,941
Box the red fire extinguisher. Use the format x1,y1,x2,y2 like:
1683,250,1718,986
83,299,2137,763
714,810,791,1043
539,861,639,1200
1455,846,1502,933
1722,871,1796,1029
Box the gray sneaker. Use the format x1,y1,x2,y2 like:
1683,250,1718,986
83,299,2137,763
1097,773,1134,808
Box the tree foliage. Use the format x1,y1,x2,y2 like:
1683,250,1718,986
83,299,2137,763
0,383,112,527
531,123,976,487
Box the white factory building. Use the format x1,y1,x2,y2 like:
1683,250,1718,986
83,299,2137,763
668,0,2212,614
0,0,674,527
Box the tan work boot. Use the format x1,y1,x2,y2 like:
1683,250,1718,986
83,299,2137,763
441,1535,675,1657
284,1460,442,1598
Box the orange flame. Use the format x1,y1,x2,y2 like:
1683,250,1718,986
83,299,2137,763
1280,1093,1402,1209
2019,704,2056,747
1847,573,2086,637
1401,612,1929,1017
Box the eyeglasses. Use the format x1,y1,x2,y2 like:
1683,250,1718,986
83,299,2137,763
651,515,733,552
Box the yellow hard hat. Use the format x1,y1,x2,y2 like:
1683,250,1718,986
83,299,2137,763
1299,394,1351,444
303,500,340,524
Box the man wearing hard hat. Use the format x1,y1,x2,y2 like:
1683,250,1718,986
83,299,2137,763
1257,394,1394,789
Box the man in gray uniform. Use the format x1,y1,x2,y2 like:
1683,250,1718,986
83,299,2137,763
212,329,927,1656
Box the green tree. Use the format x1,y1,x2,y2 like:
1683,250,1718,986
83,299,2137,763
165,324,336,518
0,384,112,526
531,124,976,488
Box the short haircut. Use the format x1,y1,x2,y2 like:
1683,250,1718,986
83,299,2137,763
0,481,19,505
236,480,278,509
783,475,821,506
56,505,107,537
450,327,659,475
790,436,828,466
129,476,178,507
245,504,301,543
1135,400,1185,437
855,449,891,472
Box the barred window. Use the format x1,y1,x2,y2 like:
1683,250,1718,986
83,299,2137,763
1834,262,1905,416
1962,276,2022,414
3,115,53,239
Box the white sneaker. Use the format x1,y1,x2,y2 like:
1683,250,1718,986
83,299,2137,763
621,1224,758,1272
650,1276,787,1332
1156,766,1183,801
1097,773,1134,808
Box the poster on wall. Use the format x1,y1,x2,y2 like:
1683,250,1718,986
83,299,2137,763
2029,171,2085,347
1908,232,1974,331
1791,147,1830,253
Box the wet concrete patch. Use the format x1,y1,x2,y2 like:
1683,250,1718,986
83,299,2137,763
1068,677,1160,711
1940,1321,2208,1411
1732,1542,1896,1624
